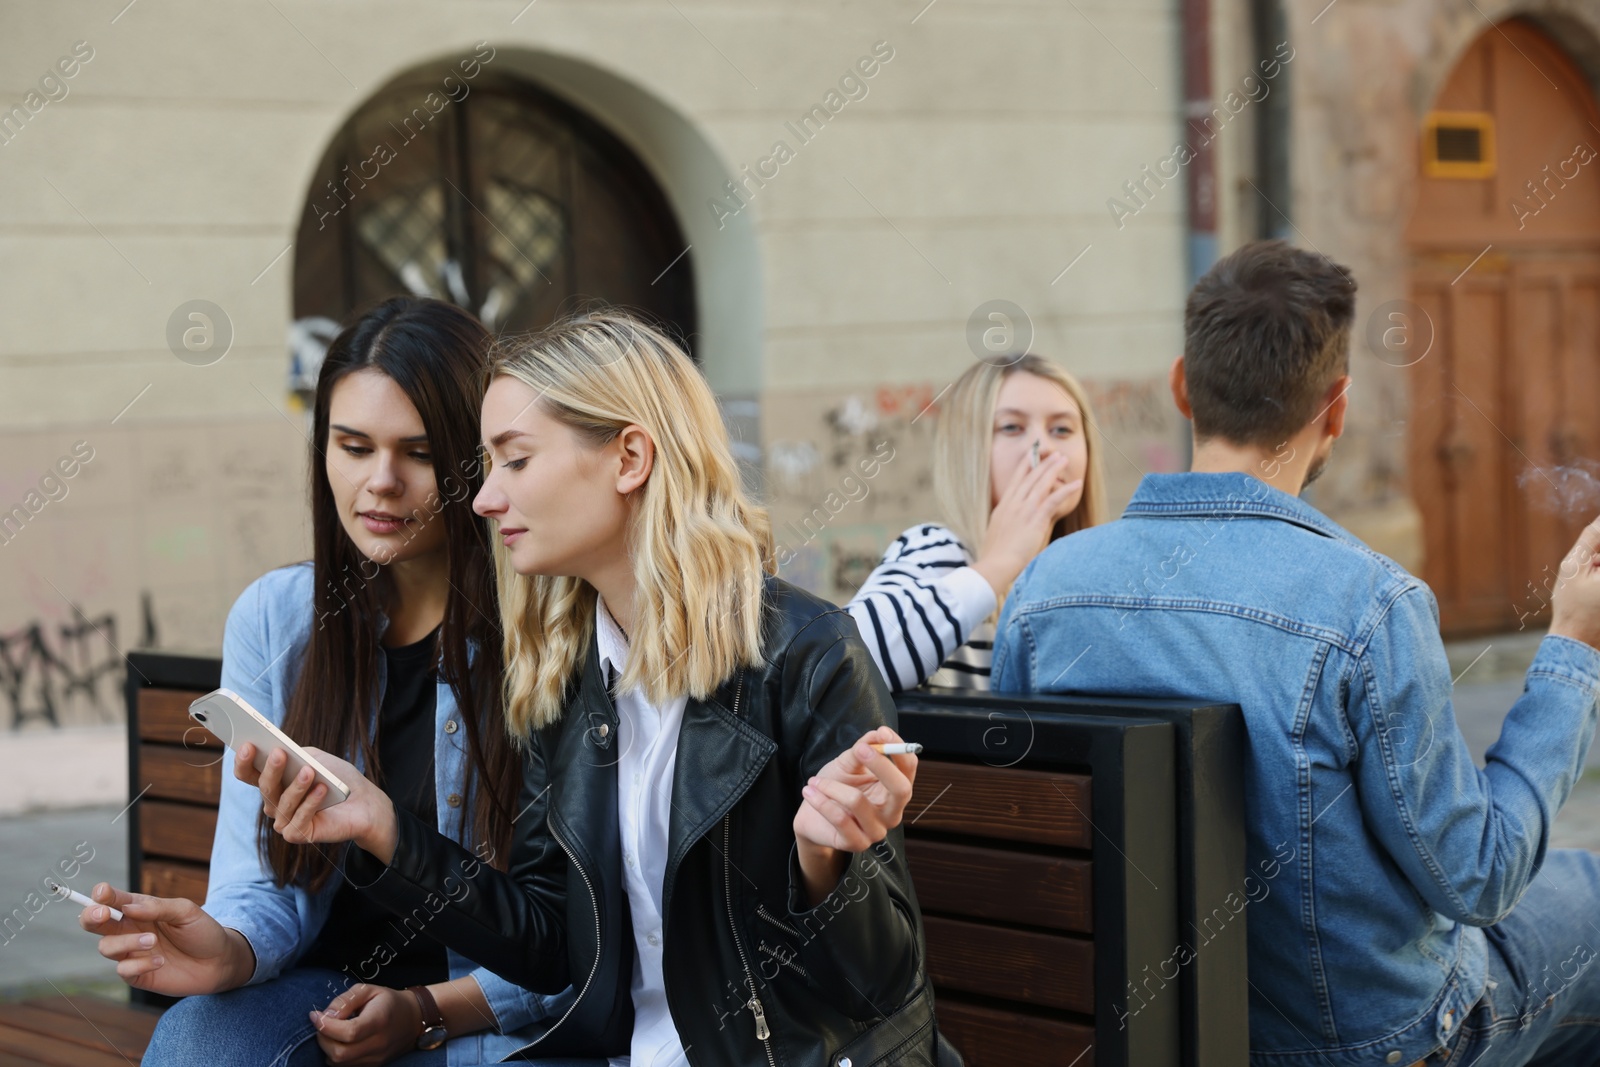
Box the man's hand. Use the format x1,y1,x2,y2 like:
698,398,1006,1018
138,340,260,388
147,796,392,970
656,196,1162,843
78,882,254,996
311,985,423,1066
1550,518,1600,650
792,726,918,907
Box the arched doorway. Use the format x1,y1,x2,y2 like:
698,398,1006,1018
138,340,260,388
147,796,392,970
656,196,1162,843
1405,18,1600,636
289,58,696,401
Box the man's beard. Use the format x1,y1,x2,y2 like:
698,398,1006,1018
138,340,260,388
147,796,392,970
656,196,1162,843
1303,442,1335,488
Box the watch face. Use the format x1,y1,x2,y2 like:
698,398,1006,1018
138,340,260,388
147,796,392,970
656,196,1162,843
417,1026,449,1051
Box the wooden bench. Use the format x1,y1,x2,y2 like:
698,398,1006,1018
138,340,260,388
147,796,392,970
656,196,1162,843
124,652,224,912
5,651,1243,1067
0,995,161,1066
900,689,1249,1067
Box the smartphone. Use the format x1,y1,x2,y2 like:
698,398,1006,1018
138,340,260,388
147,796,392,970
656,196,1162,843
188,688,350,810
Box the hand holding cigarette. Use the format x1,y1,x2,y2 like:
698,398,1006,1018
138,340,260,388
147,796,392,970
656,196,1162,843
47,879,122,921
78,881,258,995
792,727,920,905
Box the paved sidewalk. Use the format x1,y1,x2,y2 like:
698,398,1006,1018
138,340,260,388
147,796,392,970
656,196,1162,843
0,805,129,1002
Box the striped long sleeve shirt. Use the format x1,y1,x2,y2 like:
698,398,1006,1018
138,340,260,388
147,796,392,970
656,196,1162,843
845,523,999,693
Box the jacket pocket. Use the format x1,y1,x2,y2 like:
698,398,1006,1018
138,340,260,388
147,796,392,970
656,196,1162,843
828,981,937,1067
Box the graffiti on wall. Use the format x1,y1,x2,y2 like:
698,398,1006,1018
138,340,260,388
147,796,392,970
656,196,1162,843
0,608,128,730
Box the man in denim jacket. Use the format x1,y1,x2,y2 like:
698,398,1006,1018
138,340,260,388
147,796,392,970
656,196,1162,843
993,240,1600,1067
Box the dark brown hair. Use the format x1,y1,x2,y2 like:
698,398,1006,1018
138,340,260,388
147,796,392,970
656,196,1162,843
264,296,517,890
1183,239,1357,446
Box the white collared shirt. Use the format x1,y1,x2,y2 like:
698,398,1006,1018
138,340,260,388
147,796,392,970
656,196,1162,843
596,597,691,1067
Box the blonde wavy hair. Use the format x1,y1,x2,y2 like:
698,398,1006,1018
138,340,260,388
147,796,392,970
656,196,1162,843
933,353,1108,570
489,313,775,736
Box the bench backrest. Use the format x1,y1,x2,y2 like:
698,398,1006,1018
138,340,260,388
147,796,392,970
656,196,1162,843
125,654,1247,1066
125,653,223,908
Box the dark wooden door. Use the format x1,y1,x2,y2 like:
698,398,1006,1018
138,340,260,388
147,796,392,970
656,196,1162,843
1405,19,1600,635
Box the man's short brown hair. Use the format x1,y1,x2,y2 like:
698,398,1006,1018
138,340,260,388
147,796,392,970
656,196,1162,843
1183,240,1357,447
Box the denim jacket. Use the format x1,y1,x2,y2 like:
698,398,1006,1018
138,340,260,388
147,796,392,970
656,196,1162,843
204,562,574,1066
992,472,1600,1067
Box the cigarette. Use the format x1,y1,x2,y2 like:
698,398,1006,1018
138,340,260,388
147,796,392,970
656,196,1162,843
1030,440,1040,469
869,742,923,755
46,880,122,922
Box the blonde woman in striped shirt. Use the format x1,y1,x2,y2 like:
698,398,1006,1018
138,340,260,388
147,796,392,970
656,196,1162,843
847,354,1107,691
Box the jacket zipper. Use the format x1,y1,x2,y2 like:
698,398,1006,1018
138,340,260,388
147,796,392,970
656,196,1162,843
758,939,809,980
720,672,778,1067
757,903,802,939
511,824,601,1056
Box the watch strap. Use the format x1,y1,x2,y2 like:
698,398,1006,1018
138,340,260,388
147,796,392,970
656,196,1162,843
408,984,445,1036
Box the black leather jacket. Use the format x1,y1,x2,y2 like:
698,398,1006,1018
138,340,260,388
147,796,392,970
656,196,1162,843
347,577,941,1066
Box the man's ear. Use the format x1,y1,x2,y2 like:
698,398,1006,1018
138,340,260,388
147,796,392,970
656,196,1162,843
1169,355,1193,420
1323,375,1352,440
615,424,654,494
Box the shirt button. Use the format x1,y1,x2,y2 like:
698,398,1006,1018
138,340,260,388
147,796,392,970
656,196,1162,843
1385,1053,1401,1064
444,719,458,734
598,723,610,739
447,793,463,808
647,931,660,946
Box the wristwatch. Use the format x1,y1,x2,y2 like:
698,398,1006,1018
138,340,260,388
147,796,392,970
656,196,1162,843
408,984,449,1051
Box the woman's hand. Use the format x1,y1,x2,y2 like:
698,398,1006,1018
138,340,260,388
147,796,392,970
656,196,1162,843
311,984,423,1066
235,743,399,864
78,882,255,996
971,448,1083,600
792,726,918,907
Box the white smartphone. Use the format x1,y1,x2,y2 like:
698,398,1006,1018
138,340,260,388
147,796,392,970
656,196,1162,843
188,688,351,811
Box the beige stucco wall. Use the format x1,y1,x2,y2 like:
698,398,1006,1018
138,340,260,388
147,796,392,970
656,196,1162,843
0,0,1188,729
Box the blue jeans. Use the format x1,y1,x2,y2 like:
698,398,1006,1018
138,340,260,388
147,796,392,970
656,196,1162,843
143,968,444,1067
1432,849,1600,1066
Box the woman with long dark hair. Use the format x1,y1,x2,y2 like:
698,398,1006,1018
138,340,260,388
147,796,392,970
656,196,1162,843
81,298,568,1065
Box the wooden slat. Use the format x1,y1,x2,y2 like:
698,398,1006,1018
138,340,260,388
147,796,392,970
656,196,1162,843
909,760,1092,849
924,914,1093,1013
36,995,161,1033
907,838,1091,933
137,688,218,746
140,859,209,905
139,801,219,863
937,997,1095,1067
0,1024,138,1067
0,999,157,1059
137,744,222,806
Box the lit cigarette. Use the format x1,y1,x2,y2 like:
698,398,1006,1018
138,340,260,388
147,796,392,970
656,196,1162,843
1030,440,1040,469
46,880,122,922
869,742,923,755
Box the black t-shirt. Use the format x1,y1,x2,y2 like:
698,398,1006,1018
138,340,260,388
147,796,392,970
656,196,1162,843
300,627,449,987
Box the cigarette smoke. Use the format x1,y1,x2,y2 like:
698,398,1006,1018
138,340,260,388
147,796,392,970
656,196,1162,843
1520,459,1600,516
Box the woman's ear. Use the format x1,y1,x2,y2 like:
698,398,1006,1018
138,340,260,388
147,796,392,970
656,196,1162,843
615,424,654,495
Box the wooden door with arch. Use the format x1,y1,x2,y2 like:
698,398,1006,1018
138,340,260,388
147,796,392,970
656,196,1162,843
1405,17,1600,636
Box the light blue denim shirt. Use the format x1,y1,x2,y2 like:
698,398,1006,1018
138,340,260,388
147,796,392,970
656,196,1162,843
992,472,1600,1067
204,562,574,1066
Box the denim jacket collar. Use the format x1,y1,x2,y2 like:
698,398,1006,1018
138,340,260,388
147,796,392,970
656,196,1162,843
1124,471,1347,542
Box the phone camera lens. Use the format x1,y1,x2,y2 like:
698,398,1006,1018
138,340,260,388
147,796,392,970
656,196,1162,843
195,712,206,721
